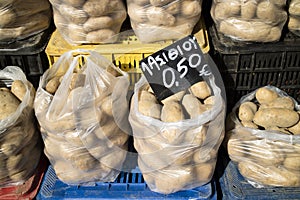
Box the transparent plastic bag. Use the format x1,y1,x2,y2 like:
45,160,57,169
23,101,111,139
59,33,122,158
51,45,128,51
0,66,42,187
210,0,288,42
49,0,127,45
34,50,130,185
225,85,300,187
0,0,52,42
288,0,300,36
127,0,203,43
129,75,225,194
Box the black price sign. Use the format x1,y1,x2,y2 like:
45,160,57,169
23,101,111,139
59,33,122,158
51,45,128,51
140,35,212,101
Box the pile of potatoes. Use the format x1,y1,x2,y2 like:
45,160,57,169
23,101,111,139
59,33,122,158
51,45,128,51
127,0,203,43
0,78,41,186
210,0,288,42
49,0,127,44
226,86,300,187
35,64,129,184
288,0,300,36
0,0,52,42
129,78,225,194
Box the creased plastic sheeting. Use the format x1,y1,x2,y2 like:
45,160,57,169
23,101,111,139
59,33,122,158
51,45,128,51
210,0,288,42
34,50,130,185
0,0,52,42
49,0,127,45
129,75,225,194
225,86,300,188
0,66,42,187
127,0,203,43
288,0,300,36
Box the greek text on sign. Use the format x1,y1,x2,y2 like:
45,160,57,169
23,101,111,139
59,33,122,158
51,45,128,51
140,35,212,101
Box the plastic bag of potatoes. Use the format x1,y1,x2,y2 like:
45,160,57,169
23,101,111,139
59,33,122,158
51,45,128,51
288,0,300,36
0,0,52,42
49,0,127,45
129,75,225,194
210,0,288,42
34,50,130,185
0,66,42,187
225,86,300,187
127,0,203,43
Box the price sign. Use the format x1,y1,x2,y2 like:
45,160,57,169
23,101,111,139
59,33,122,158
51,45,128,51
140,35,212,101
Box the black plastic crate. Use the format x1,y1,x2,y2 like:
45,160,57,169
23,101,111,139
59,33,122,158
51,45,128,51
0,27,54,89
208,25,300,112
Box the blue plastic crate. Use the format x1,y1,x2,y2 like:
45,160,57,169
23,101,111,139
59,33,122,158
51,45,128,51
220,161,300,200
36,165,217,200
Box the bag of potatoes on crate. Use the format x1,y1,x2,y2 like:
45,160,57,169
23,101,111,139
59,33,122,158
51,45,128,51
34,50,130,185
288,0,300,36
225,86,300,187
0,0,52,42
127,0,203,43
49,0,127,45
0,66,42,187
210,0,288,42
129,75,225,194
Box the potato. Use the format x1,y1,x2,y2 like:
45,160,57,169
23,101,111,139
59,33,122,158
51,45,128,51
255,87,278,104
288,119,300,135
0,9,16,27
185,126,207,146
100,95,113,117
58,4,88,24
204,96,215,105
64,131,84,146
288,16,300,32
11,80,27,102
194,163,214,183
127,3,147,23
193,148,217,164
138,100,162,119
149,0,173,7
161,90,185,104
189,81,211,100
165,1,181,15
213,1,240,20
161,101,184,122
241,121,258,129
219,20,282,42
146,6,176,26
86,29,117,43
289,1,300,16
154,166,194,194
69,150,98,171
83,0,120,17
45,76,61,94
259,96,294,110
69,73,86,90
238,101,257,122
182,94,203,119
139,90,157,102
241,1,257,19
238,161,300,187
181,0,202,17
253,108,299,128
283,156,300,171
265,126,291,134
83,16,114,32
0,89,20,120
256,1,287,24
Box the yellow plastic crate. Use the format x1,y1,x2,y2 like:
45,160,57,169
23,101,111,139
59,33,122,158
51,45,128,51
45,19,210,90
